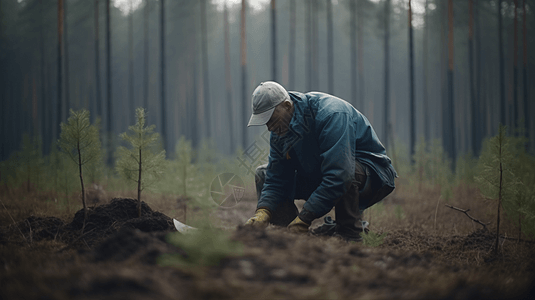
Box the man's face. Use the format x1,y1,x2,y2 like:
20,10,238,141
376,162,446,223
266,102,293,136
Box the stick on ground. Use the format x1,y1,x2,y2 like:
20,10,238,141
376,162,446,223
445,204,491,230
0,198,31,246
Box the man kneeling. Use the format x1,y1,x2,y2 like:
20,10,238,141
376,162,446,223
244,82,397,242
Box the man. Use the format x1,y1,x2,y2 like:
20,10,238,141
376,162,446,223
244,81,397,242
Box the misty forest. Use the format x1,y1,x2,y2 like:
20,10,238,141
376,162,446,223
1,0,535,299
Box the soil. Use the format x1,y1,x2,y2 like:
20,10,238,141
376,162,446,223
1,198,534,300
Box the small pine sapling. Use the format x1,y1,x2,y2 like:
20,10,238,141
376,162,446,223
476,125,519,253
116,108,166,217
59,109,102,228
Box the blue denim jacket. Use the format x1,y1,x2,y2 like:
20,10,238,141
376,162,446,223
257,91,397,218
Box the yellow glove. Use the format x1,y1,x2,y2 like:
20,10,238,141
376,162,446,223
287,216,310,234
244,208,271,228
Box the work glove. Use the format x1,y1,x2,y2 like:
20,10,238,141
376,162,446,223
244,208,271,228
287,216,310,234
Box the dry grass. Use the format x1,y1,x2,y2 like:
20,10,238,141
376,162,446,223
1,177,534,300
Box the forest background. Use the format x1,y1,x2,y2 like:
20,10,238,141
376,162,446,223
1,0,533,165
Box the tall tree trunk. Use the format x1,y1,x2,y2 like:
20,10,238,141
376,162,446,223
143,0,149,112
64,0,70,112
469,0,477,154
327,0,333,94
192,2,199,149
423,0,429,143
444,0,456,165
475,0,483,150
241,0,248,148
513,0,518,132
271,0,277,81
350,0,356,107
383,0,390,148
288,0,295,89
200,0,210,139
32,74,38,137
357,0,364,111
408,0,415,162
129,0,134,124
224,1,234,153
95,0,102,122
106,0,112,166
160,0,167,151
498,0,505,127
57,0,64,142
40,0,47,149
311,0,318,88
306,0,311,90
522,0,529,146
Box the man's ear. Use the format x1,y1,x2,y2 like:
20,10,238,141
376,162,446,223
283,100,292,110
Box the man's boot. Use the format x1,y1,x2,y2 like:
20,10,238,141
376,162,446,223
312,161,370,241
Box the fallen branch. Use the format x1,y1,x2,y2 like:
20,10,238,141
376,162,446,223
445,204,491,230
0,198,31,247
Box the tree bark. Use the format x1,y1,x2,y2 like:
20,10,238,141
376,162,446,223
409,0,415,162
241,0,248,148
57,0,64,143
327,0,333,94
95,0,102,121
522,0,529,146
306,0,311,90
160,0,167,151
383,0,390,148
444,0,456,165
288,0,295,89
224,2,234,153
200,0,210,139
357,0,364,111
40,0,47,146
350,0,356,107
469,0,477,154
143,0,149,112
271,0,277,81
498,0,505,127
106,0,112,166
513,0,518,132
64,0,70,113
129,0,134,124
423,0,429,143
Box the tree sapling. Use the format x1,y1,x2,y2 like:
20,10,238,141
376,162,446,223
116,107,166,217
58,109,102,228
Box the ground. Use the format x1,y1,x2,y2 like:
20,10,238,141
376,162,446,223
1,183,534,300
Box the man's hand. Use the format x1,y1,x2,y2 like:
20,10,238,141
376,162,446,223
287,216,310,234
244,208,271,228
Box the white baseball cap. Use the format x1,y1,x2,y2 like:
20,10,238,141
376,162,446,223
247,81,290,127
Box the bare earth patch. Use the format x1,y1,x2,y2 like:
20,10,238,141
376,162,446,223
1,197,534,300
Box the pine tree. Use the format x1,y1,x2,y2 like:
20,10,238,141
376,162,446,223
116,108,166,217
476,125,518,252
59,109,102,228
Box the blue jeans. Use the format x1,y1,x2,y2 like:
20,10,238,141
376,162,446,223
255,160,380,237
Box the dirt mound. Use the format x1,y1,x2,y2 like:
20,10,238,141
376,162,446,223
0,216,66,245
92,227,185,265
62,198,174,247
0,198,175,249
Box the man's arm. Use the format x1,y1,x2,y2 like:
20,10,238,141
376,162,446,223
301,112,356,219
256,141,295,213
